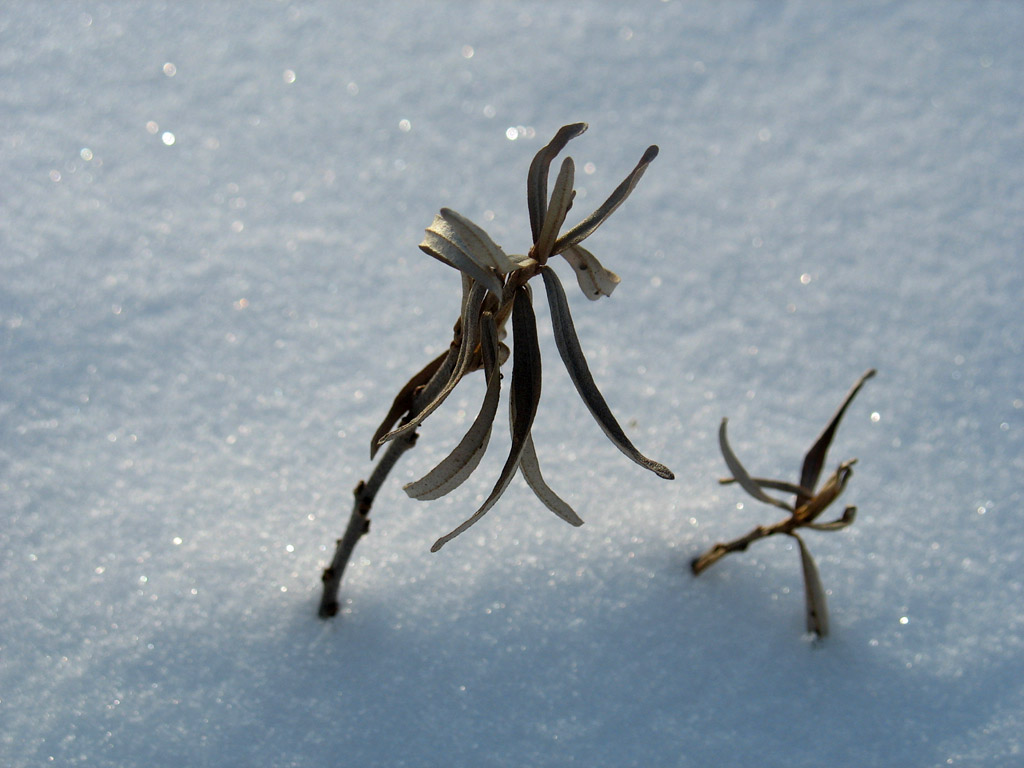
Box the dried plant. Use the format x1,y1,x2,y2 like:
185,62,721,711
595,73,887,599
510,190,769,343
691,368,876,637
319,123,674,618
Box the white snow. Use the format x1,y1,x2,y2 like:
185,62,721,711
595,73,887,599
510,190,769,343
2,2,1022,766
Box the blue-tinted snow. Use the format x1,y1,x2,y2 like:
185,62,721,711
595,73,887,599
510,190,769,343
2,2,1021,766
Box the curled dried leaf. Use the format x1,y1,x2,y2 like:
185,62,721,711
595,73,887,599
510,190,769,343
403,313,502,500
560,244,621,300
443,208,535,274
378,282,488,445
534,157,575,263
541,266,674,480
518,434,584,527
718,475,813,499
528,122,588,241
420,209,534,297
420,221,503,297
369,348,451,459
553,145,659,255
794,533,829,637
717,418,794,512
806,505,857,532
431,285,542,552
794,460,856,524
798,368,876,507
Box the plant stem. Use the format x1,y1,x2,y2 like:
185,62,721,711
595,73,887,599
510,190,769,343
318,346,460,619
318,431,419,618
690,520,791,575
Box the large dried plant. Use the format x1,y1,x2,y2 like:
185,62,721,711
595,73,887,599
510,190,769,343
691,368,876,637
319,123,674,618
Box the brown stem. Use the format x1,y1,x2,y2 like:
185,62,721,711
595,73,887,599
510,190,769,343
318,344,461,619
318,431,419,618
690,519,792,575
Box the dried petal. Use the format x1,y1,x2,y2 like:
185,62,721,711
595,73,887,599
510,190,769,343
541,266,674,480
794,533,829,637
403,313,502,500
431,286,542,551
553,145,658,255
528,123,588,242
560,244,621,300
718,418,794,512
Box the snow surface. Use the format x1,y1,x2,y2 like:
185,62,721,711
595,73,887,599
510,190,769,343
2,2,1022,766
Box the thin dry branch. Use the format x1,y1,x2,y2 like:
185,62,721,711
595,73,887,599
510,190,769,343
318,349,458,618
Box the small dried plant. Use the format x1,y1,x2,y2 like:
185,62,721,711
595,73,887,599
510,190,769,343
319,123,674,618
691,368,876,637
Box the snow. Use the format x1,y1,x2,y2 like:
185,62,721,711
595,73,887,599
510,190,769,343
2,2,1022,765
